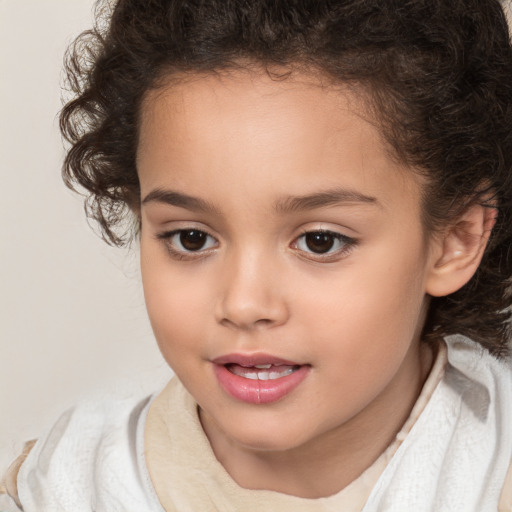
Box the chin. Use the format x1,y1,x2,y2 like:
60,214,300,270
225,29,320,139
221,419,312,453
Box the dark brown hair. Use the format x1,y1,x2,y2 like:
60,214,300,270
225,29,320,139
60,0,512,355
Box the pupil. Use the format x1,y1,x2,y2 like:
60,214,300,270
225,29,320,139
305,232,334,253
180,230,206,251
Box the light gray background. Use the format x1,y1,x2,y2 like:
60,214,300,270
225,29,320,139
1,0,511,474
0,0,170,472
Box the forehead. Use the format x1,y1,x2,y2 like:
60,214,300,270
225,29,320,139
137,69,422,218
139,69,377,160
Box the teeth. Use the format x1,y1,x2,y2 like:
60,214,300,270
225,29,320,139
243,370,259,380
228,364,297,380
266,368,295,380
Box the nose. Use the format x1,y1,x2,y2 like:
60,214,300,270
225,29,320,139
215,250,289,331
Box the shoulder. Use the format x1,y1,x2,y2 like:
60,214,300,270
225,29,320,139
0,440,35,510
364,336,512,510
4,393,163,511
446,335,512,510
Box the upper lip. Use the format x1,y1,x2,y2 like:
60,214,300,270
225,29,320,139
211,353,303,367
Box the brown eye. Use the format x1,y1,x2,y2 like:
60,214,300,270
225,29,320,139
157,228,218,257
304,232,335,253
180,229,208,251
294,230,355,258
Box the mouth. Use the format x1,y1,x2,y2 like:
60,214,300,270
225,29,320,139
212,354,309,404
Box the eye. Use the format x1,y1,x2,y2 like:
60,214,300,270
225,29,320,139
157,228,218,258
293,230,355,258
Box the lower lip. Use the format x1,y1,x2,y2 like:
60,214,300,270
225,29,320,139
213,364,310,404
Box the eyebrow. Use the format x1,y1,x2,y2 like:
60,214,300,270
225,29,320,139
141,187,379,214
142,188,220,214
273,188,379,213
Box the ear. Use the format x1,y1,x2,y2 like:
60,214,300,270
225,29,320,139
426,204,497,297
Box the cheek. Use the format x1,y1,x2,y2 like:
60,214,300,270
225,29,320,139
298,244,429,367
140,248,212,360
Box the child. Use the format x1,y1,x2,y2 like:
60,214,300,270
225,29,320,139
1,0,512,510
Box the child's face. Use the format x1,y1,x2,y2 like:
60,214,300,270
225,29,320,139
138,70,438,455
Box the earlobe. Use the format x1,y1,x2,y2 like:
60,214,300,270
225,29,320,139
426,204,497,297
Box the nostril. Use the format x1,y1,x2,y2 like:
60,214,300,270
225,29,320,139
219,316,273,330
254,318,274,327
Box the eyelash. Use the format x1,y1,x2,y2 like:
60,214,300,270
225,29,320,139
156,228,357,262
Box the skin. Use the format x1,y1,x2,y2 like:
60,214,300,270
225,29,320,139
137,69,449,498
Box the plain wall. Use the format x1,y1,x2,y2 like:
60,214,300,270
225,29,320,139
0,0,171,472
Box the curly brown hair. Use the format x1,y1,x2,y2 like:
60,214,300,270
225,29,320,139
60,0,512,356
